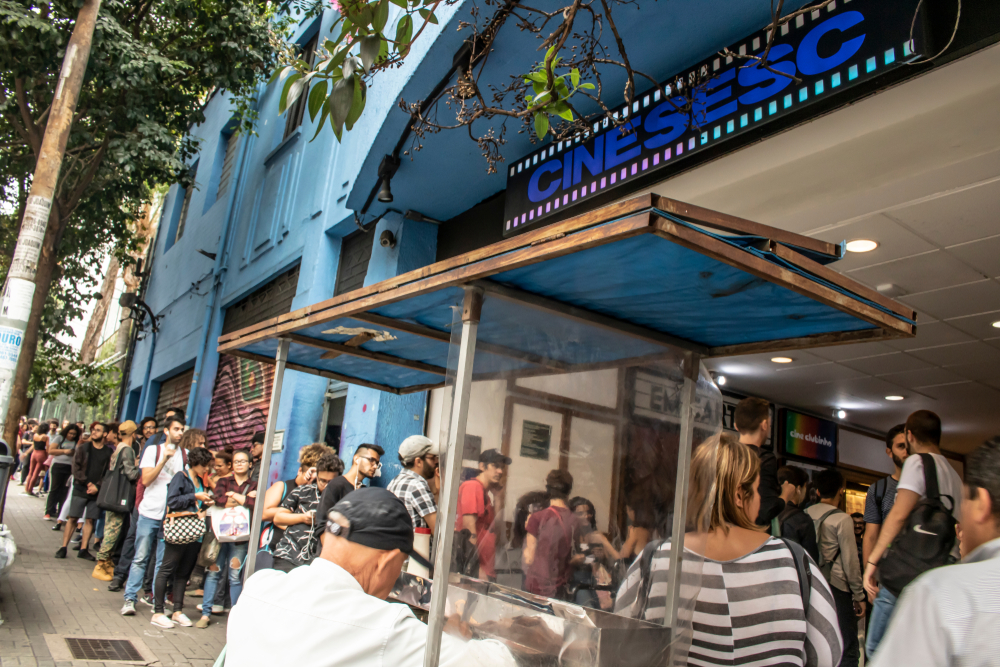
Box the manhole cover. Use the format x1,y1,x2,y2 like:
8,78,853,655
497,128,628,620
65,637,144,662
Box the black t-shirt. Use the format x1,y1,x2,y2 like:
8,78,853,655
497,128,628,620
315,475,361,535
749,444,785,526
268,477,301,550
77,442,113,495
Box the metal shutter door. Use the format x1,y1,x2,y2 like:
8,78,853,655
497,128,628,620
155,368,195,423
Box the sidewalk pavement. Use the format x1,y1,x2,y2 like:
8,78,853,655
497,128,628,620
0,480,228,666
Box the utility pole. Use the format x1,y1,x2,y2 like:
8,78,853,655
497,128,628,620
0,0,102,427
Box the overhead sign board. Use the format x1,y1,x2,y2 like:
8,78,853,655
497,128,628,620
779,408,838,464
503,0,924,236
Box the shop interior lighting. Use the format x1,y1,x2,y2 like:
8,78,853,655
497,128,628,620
836,409,847,419
716,374,727,386
992,320,1000,329
885,395,905,401
845,239,879,253
771,356,793,364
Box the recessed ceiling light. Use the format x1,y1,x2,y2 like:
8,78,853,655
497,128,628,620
886,395,904,401
846,239,879,253
836,409,847,419
771,357,793,364
716,375,727,386
992,320,1000,329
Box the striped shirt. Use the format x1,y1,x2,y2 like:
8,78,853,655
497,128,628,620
615,537,842,667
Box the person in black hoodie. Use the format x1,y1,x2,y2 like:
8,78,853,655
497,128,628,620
776,465,819,561
150,446,214,630
735,397,784,526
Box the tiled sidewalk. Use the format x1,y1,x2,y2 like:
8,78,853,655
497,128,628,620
0,480,227,666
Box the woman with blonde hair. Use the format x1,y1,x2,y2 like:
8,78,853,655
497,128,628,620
615,434,843,667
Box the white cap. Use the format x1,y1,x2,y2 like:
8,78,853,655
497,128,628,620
398,435,439,464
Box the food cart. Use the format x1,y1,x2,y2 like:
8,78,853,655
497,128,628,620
218,194,915,666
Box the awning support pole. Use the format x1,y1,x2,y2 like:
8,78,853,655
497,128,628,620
424,286,483,667
244,337,290,580
663,352,701,660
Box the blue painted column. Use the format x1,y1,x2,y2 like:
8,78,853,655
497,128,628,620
340,214,438,486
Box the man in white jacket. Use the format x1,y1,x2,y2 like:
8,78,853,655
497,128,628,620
228,487,515,667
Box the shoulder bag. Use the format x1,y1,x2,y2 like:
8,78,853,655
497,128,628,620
164,511,207,545
96,447,136,513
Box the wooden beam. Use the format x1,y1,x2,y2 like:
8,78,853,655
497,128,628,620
472,279,710,356
226,349,406,394
653,196,840,260
285,333,447,376
352,312,573,372
651,218,915,337
320,332,375,361
708,326,903,357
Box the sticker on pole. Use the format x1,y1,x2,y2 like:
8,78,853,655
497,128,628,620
0,325,23,371
0,278,36,323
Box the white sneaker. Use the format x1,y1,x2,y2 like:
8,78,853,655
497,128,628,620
120,600,136,616
171,612,193,627
150,613,174,629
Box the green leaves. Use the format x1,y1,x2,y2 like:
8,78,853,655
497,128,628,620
331,76,355,129
359,34,381,73
522,61,592,140
533,113,549,140
396,14,413,56
418,7,438,24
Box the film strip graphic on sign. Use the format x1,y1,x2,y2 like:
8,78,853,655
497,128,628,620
502,0,926,236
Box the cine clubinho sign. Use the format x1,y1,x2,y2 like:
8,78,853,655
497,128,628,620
502,0,926,236
780,408,838,465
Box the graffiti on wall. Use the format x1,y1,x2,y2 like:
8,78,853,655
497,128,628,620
206,354,274,450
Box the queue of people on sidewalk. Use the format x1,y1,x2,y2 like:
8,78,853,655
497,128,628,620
11,396,998,667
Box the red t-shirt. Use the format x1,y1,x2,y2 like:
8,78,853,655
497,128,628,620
524,505,575,597
454,479,496,578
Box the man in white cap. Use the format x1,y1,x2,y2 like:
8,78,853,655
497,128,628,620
387,435,440,532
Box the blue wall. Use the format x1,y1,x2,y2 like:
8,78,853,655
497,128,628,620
122,8,454,481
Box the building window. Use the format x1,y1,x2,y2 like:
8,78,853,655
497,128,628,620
216,131,239,202
175,161,198,243
283,34,318,140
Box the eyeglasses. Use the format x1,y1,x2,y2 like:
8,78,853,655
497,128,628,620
358,455,382,470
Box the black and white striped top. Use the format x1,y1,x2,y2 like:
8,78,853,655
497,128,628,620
615,537,843,667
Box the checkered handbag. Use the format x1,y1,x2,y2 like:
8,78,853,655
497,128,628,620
164,512,207,545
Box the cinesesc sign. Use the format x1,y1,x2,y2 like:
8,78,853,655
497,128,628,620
503,0,924,236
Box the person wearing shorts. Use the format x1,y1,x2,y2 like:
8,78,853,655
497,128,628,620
56,423,112,561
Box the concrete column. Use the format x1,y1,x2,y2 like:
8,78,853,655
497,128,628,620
340,213,438,485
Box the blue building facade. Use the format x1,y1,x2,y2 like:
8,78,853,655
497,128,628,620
123,0,955,486
120,6,463,485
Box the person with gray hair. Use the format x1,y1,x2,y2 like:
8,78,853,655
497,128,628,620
228,488,516,666
871,437,1000,666
387,435,440,532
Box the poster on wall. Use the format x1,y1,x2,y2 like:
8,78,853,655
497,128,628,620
520,421,552,460
780,408,838,464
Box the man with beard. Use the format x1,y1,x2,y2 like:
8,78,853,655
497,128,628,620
862,423,908,657
387,436,440,532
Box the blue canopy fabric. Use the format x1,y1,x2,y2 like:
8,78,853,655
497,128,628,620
218,197,915,394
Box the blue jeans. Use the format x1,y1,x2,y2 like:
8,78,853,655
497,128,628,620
202,541,249,612
124,515,165,602
865,587,897,658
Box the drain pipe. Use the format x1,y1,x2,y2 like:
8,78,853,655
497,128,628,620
136,329,158,418
185,94,261,427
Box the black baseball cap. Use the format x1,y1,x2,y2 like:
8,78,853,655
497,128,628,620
479,448,512,466
329,488,431,568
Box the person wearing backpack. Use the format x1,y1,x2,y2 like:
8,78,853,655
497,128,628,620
870,436,1000,666
806,469,865,667
862,410,962,657
859,423,907,656
777,465,819,562
615,434,843,667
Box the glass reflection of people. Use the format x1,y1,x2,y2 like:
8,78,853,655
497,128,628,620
498,491,548,590
523,470,576,598
569,497,617,610
620,500,653,561
455,448,510,581
615,434,843,667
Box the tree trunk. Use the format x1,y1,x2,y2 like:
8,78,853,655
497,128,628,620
79,255,119,364
3,201,64,445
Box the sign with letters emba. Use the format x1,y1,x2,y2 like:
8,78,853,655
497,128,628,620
503,0,925,236
779,408,838,464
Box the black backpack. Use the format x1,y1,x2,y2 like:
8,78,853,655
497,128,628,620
878,453,957,596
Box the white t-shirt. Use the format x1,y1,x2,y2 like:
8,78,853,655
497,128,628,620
138,444,185,520
228,558,515,667
897,452,963,524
